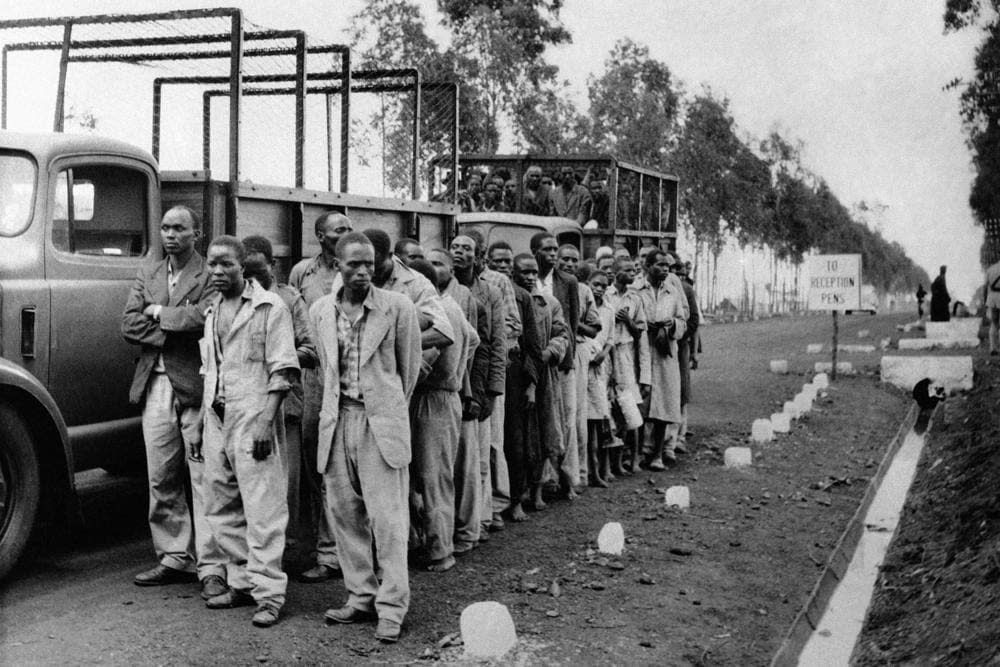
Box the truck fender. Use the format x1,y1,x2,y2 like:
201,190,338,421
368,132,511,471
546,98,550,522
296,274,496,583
0,357,78,524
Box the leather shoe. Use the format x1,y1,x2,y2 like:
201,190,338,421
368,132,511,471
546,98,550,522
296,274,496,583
252,602,282,628
299,563,340,583
375,618,402,643
325,605,378,625
200,575,229,600
134,563,197,587
205,589,255,609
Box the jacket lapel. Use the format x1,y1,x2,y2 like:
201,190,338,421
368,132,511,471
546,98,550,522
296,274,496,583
359,293,391,367
169,253,205,306
150,259,170,306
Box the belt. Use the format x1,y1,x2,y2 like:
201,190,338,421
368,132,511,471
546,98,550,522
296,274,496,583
340,396,365,408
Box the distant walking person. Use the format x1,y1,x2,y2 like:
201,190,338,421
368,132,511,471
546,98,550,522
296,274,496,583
930,266,951,322
915,283,927,320
986,259,1000,355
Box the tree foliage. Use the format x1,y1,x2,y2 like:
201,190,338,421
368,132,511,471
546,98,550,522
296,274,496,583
585,39,680,166
439,1,570,152
944,0,1000,265
345,1,929,293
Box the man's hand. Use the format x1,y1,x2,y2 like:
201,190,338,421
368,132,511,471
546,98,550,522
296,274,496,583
187,437,203,462
463,398,482,421
541,349,553,366
614,306,632,326
478,394,496,421
640,383,651,400
524,383,536,410
251,418,274,461
143,304,162,320
591,349,608,366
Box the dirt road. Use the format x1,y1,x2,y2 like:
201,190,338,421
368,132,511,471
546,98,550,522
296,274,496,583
0,311,917,665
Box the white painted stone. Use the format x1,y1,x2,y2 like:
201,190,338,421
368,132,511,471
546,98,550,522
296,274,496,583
597,522,625,555
806,343,824,354
795,392,813,414
897,337,979,350
925,318,980,340
814,361,854,375
751,418,773,442
724,447,752,468
837,344,876,353
461,602,518,659
769,359,789,374
880,337,891,350
802,383,818,400
664,486,690,509
880,355,973,394
813,372,830,389
857,329,870,338
770,412,791,433
902,324,913,333
783,400,801,419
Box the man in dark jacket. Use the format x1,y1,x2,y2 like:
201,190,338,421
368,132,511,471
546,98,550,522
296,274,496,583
121,206,225,600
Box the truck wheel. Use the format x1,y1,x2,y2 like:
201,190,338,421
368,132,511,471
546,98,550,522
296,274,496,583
0,405,41,580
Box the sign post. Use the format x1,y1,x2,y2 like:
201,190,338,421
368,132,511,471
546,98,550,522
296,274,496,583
806,254,862,382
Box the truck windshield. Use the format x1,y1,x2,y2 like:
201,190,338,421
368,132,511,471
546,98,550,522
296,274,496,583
0,153,36,237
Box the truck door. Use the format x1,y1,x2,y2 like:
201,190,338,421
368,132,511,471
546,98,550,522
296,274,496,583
0,150,49,386
44,157,156,428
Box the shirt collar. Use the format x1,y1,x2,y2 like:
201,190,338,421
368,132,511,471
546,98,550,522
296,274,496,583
334,285,377,313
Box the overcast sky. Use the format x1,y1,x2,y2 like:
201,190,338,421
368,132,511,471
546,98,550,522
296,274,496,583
3,0,986,300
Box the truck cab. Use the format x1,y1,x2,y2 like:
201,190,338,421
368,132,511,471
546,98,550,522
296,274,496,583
0,130,160,578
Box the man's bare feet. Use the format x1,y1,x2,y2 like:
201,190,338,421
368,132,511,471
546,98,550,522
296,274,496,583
532,487,548,511
509,503,528,522
589,474,609,488
427,555,455,572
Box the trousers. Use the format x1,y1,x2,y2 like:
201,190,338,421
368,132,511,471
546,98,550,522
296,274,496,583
573,343,591,484
142,373,222,579
410,389,461,560
489,393,511,517
325,404,410,623
558,367,579,485
202,406,288,605
302,367,339,567
453,418,481,548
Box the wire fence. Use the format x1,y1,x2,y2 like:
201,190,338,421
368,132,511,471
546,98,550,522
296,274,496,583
0,10,457,202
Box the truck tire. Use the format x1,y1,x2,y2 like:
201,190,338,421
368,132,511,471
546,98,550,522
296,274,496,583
0,404,41,579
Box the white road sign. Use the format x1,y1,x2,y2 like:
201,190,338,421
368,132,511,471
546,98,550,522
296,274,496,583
806,254,861,311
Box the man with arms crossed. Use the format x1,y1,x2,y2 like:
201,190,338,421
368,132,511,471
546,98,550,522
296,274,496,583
122,206,225,600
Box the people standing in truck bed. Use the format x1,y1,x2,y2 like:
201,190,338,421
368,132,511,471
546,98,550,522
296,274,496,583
551,166,592,225
121,205,226,601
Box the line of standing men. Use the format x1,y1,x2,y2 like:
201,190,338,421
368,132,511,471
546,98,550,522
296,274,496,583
122,205,697,642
